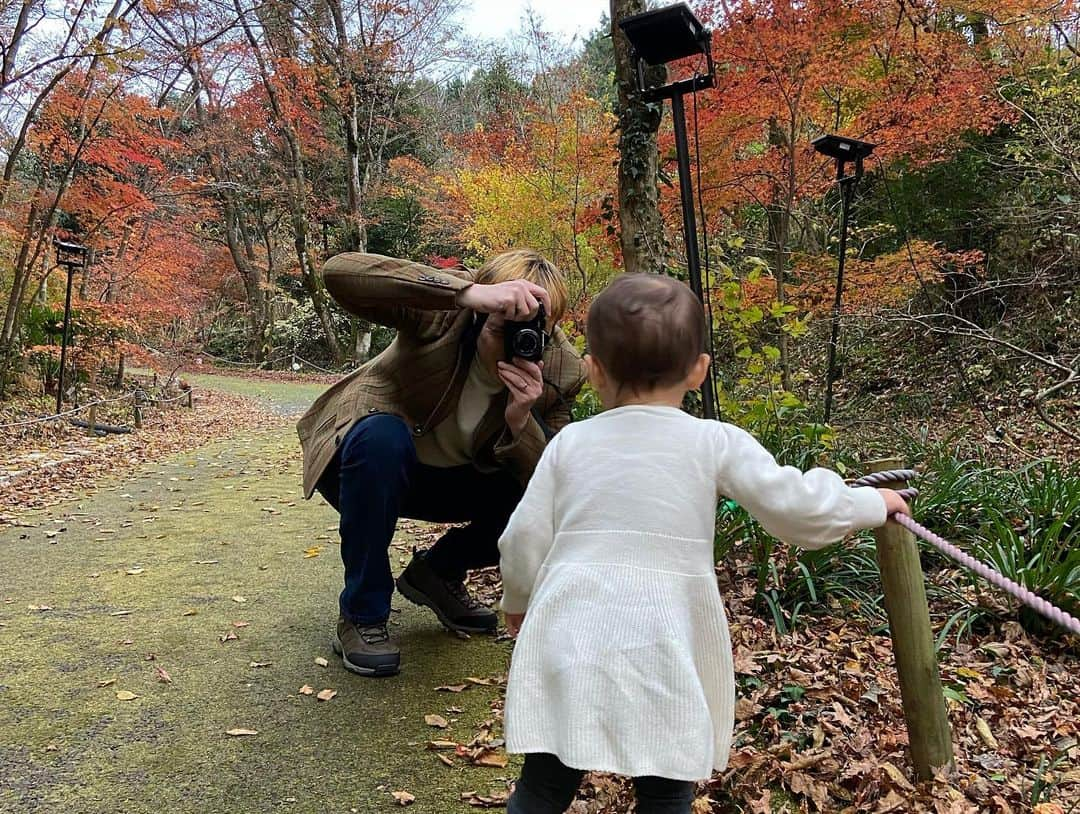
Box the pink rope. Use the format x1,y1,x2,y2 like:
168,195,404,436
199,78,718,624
854,470,1080,638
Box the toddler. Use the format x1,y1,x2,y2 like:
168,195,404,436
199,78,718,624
497,273,909,813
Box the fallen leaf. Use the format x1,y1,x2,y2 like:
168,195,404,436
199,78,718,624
226,728,258,737
435,684,467,693
427,740,459,750
232,620,250,628
110,610,132,617
299,684,314,695
219,630,239,643
303,546,321,558
97,678,117,688
473,751,508,769
249,661,272,669
425,714,449,729
115,690,138,701
317,689,338,702
975,716,999,750
154,667,172,684
27,604,53,612
230,595,247,604
194,560,219,565
124,568,144,576
436,753,454,767
875,790,906,813
880,761,914,793
314,656,328,668
181,609,198,617
391,790,415,806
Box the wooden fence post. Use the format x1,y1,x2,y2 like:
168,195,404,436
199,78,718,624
87,403,97,436
867,458,954,780
133,403,142,429
186,389,193,409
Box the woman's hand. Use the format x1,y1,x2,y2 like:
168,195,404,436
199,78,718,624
499,359,544,436
878,488,911,518
504,611,525,637
457,280,550,321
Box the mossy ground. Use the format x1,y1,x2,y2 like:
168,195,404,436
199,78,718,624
0,374,514,813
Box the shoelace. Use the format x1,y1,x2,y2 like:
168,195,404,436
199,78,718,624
445,579,483,611
358,625,390,645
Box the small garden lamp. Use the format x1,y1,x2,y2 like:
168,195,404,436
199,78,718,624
54,239,88,414
812,134,876,423
618,2,717,418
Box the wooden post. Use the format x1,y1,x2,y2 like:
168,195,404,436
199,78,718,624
868,458,954,780
87,403,97,436
133,403,142,429
152,370,158,387
186,389,193,409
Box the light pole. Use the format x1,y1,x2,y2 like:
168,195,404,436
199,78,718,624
54,239,88,414
812,134,876,424
619,2,717,420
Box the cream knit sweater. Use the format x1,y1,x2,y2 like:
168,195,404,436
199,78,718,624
498,405,886,781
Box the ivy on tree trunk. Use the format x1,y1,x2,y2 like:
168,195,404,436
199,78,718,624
611,0,666,276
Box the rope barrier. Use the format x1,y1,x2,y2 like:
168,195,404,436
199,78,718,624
0,382,195,430
852,469,1080,637
290,354,339,374
0,390,138,429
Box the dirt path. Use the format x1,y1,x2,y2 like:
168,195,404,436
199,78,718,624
0,373,514,813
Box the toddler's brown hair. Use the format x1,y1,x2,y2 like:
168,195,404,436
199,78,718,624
586,273,706,393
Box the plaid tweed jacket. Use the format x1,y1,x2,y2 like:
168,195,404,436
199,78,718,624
297,253,587,499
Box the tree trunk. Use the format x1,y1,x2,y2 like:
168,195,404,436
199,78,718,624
235,0,344,364
611,0,666,275
766,116,793,391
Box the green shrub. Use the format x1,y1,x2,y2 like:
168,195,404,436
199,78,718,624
972,461,1080,635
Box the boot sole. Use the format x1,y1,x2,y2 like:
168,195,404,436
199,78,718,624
395,575,497,635
332,632,400,678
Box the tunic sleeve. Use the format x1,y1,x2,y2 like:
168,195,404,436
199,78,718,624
498,433,561,614
713,423,886,549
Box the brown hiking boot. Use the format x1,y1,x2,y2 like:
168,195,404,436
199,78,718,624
332,616,400,677
395,552,498,634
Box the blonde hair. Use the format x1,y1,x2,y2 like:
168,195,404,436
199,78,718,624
474,249,569,323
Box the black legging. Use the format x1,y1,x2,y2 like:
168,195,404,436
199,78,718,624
507,753,696,814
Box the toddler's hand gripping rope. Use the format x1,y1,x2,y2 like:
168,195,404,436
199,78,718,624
852,469,1080,637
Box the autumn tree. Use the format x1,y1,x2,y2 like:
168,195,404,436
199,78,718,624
610,0,666,275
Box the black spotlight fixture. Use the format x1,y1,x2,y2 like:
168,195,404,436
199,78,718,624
812,134,876,423
53,238,88,414
619,2,717,419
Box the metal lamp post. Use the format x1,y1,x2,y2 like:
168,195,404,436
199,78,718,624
54,239,88,414
812,134,876,423
618,2,717,419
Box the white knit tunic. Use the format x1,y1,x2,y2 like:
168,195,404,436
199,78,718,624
498,405,886,781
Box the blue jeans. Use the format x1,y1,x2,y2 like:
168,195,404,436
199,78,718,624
508,753,696,814
315,414,523,625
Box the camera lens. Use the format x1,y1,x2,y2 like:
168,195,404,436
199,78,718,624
514,330,541,358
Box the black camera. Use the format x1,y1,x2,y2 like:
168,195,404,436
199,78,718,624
504,303,547,362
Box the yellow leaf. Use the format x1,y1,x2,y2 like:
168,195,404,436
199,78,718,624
474,751,508,769
956,666,982,680
975,717,999,750
226,728,258,737
115,690,138,701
